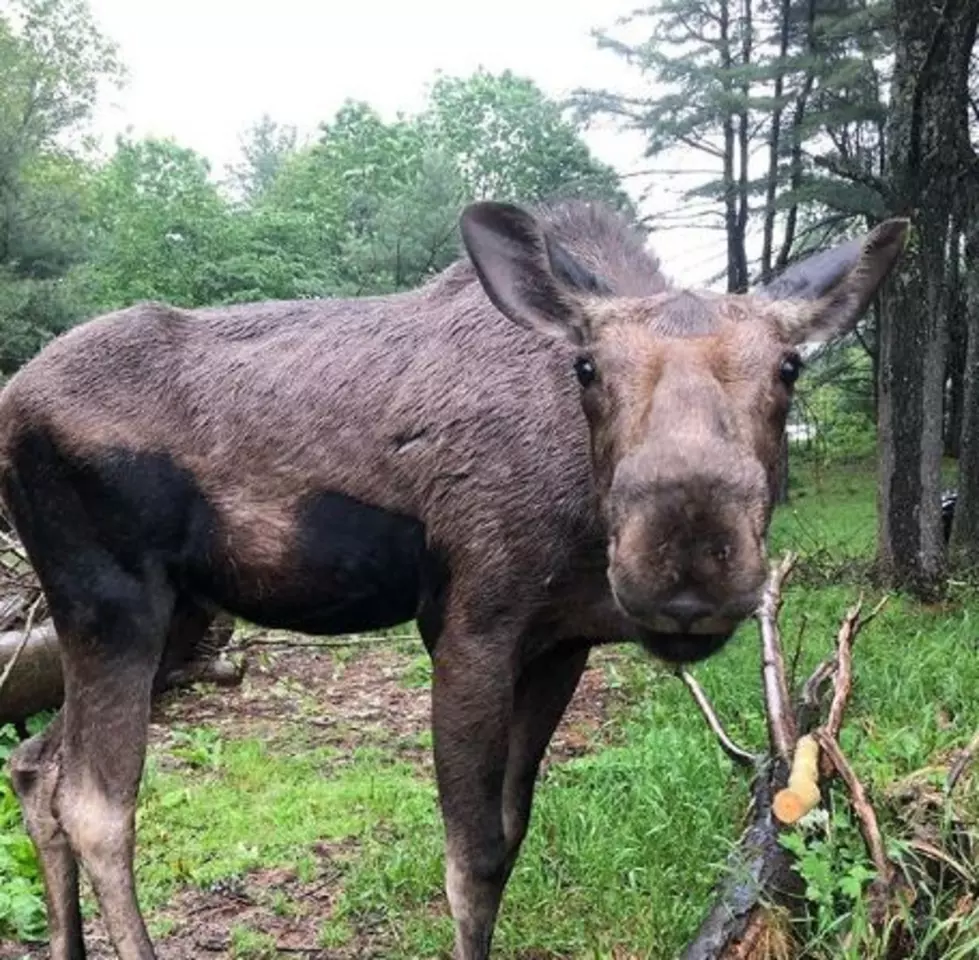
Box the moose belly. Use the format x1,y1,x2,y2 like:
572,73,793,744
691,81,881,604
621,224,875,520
195,490,428,637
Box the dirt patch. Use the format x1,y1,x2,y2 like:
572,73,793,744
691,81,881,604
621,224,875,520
2,842,390,960
149,638,627,773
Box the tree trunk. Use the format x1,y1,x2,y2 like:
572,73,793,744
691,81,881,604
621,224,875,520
761,0,792,285
734,0,752,295
775,0,817,273
950,223,979,566
720,0,741,294
0,613,242,725
775,431,790,505
946,288,966,459
876,0,978,597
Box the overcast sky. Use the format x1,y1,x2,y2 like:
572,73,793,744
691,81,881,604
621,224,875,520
85,0,729,285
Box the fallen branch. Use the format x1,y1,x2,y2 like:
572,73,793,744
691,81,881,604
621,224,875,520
680,553,903,958
946,727,979,793
815,732,893,886
230,633,415,652
0,596,42,701
757,552,798,763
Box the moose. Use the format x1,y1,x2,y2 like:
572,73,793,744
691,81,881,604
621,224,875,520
0,198,907,960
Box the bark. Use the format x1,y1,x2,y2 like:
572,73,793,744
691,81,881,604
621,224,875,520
876,0,979,597
720,0,742,294
733,0,752,295
945,282,967,459
775,430,790,505
950,222,979,565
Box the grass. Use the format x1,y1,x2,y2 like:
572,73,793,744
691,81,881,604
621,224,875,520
1,452,978,957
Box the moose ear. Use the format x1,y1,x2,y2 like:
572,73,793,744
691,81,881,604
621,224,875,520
459,201,593,345
760,218,911,344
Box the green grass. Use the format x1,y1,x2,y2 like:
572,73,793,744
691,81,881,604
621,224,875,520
2,452,978,956
134,741,436,908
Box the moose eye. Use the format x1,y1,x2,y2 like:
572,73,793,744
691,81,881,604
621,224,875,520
574,355,598,388
779,353,804,387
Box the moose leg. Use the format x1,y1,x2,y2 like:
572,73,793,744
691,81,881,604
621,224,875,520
9,711,86,960
502,646,589,874
431,638,515,960
47,567,173,960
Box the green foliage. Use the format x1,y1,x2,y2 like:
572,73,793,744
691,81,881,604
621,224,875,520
74,137,238,310
226,114,298,204
0,48,629,359
0,721,47,941
423,69,632,211
791,342,878,467
0,0,122,371
574,0,895,285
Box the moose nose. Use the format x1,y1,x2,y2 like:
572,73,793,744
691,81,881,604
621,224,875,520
659,592,717,632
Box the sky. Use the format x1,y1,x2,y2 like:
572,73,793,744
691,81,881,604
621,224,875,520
85,0,729,286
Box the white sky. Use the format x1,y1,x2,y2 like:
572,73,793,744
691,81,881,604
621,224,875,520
85,0,729,286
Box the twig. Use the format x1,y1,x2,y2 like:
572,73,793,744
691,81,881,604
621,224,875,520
801,659,837,716
824,595,888,746
814,732,894,885
947,726,979,793
756,552,798,762
0,596,42,697
230,633,415,652
788,613,809,693
677,668,756,768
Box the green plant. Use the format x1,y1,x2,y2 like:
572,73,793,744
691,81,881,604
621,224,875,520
0,724,46,941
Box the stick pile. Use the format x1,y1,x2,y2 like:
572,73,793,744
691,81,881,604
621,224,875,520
678,553,948,959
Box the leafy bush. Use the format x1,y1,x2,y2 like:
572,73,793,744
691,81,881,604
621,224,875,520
0,722,46,941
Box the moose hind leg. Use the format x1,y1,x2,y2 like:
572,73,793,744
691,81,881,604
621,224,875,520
50,561,174,960
9,711,86,960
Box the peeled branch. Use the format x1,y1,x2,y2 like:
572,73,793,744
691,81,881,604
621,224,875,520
773,734,821,825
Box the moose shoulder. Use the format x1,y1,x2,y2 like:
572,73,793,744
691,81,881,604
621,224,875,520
0,198,908,960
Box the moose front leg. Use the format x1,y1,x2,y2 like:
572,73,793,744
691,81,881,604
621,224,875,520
502,646,588,874
431,636,515,960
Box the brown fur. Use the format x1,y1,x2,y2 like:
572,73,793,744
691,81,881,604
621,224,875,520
0,198,909,960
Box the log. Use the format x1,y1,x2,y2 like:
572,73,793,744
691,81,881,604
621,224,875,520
0,613,243,726
0,621,62,725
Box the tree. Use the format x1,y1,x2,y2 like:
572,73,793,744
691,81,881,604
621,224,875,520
226,113,298,204
876,0,978,594
949,197,979,566
247,72,631,299
79,137,241,310
574,0,895,284
0,0,123,371
423,69,631,213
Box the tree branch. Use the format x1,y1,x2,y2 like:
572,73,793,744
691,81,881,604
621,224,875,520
677,667,757,768
756,552,798,762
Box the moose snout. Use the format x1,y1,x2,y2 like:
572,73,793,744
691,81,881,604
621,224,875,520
657,591,718,632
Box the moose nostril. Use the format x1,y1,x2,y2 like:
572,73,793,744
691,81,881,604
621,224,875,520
660,592,716,631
